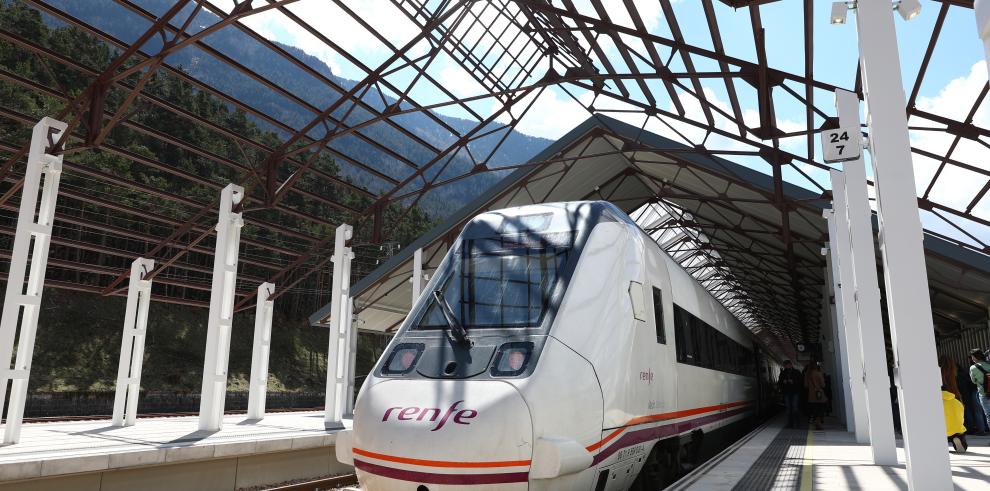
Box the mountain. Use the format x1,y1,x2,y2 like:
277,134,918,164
41,0,552,218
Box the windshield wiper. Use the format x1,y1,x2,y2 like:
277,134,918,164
432,290,470,346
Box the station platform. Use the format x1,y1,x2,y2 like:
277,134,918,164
0,411,351,491
670,414,990,490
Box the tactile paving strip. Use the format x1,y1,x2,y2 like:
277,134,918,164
731,427,809,491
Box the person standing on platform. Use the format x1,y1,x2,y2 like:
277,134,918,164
940,354,962,401
779,360,803,429
960,360,986,435
805,362,828,431
942,385,968,453
969,349,990,432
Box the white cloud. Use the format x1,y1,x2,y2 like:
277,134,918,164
214,0,429,79
910,61,990,224
494,87,591,139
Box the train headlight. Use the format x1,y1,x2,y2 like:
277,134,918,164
380,343,425,376
490,342,534,377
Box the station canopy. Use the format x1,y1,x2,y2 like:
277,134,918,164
0,1,988,353
311,115,990,357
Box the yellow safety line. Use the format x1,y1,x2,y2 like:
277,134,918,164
799,428,815,491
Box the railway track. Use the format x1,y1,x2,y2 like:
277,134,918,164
260,474,359,491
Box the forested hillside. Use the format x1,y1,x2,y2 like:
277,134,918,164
43,0,551,217
0,0,469,398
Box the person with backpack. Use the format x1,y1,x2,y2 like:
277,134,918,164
969,348,990,432
779,360,803,429
960,360,986,435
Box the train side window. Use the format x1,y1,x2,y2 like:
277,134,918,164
691,317,706,367
652,287,665,344
674,305,693,363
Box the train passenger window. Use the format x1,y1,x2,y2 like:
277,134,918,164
381,343,425,376
672,303,755,376
673,305,693,363
491,342,534,377
692,318,706,367
652,287,665,344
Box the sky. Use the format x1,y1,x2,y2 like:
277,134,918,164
204,0,990,248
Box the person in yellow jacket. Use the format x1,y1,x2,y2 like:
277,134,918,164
943,386,968,453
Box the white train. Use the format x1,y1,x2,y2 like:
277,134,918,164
335,201,777,491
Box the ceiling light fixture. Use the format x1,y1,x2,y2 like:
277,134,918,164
894,0,922,21
831,2,849,25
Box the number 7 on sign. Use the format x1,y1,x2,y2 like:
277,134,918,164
821,126,861,163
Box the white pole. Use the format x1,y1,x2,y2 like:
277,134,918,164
339,244,354,416
977,0,990,80
826,178,870,444
324,223,352,428
344,298,357,418
411,247,423,305
855,2,952,487
0,118,66,444
198,183,244,431
823,248,853,431
112,257,155,427
834,89,898,465
247,282,275,420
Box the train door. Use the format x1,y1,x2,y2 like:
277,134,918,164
644,245,676,420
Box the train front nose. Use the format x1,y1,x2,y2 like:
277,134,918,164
351,379,533,490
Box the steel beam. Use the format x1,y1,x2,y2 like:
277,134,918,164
0,118,66,444
111,257,154,427
854,2,952,487
247,282,275,420
198,183,245,431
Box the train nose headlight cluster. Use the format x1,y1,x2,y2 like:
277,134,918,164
490,342,534,377
380,343,424,376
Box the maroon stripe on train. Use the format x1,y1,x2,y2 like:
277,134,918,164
353,459,530,484
592,406,752,465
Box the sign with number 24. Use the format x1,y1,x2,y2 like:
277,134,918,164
821,127,861,163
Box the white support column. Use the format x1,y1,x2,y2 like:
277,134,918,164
247,282,275,420
855,2,952,487
977,0,990,80
0,118,66,444
411,247,424,305
823,248,853,430
826,198,870,444
339,247,355,417
834,89,897,466
198,183,244,431
344,300,357,418
112,258,155,427
324,224,353,428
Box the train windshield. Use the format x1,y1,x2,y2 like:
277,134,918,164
415,231,574,330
